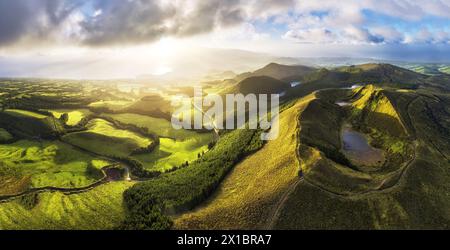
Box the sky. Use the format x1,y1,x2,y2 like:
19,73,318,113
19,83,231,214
0,0,450,79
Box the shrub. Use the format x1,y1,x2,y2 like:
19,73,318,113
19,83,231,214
18,193,39,210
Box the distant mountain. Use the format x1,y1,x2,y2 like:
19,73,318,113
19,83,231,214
202,71,237,82
235,63,316,82
229,76,290,95
336,63,427,86
123,94,173,120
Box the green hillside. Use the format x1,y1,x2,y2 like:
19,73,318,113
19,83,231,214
275,86,450,229
229,76,290,95
236,63,315,82
0,109,64,138
62,119,153,157
0,181,133,230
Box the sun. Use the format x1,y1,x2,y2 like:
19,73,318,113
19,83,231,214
152,65,173,76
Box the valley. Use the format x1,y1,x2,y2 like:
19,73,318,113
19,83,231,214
0,62,449,230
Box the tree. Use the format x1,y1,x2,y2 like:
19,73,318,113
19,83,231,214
59,113,69,124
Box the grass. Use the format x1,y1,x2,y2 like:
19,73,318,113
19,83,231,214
100,113,214,172
175,95,315,229
439,66,450,74
0,128,13,142
123,126,264,222
88,100,133,111
134,137,211,172
229,76,290,95
87,119,151,147
351,85,407,137
5,109,47,119
0,181,134,229
275,143,450,229
62,119,152,157
49,109,92,126
0,140,110,192
102,113,210,140
0,109,64,138
123,95,173,120
273,86,450,229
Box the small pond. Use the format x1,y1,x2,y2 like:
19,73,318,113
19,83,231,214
341,125,385,167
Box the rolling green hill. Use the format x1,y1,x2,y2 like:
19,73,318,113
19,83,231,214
123,95,173,120
175,95,315,229
0,64,449,230
62,119,153,157
228,76,290,95
275,86,449,229
337,63,427,87
0,181,133,229
0,128,13,143
236,63,316,82
0,109,64,138
0,140,110,194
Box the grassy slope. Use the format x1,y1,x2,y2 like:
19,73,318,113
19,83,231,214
275,142,449,229
0,128,13,142
352,85,407,137
235,63,315,82
123,95,173,120
88,100,134,111
275,88,450,229
175,94,315,229
102,113,212,141
0,109,63,137
0,140,110,192
134,137,211,172
124,127,262,217
62,119,152,157
0,181,134,229
49,109,92,126
229,76,290,95
5,109,47,119
101,113,214,172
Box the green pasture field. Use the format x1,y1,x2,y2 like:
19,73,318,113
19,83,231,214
0,181,134,229
135,137,211,172
102,113,211,140
5,109,47,119
88,100,133,111
0,140,110,192
49,109,92,126
62,118,152,157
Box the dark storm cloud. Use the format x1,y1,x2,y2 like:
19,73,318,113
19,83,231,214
81,0,247,46
0,0,254,47
0,0,35,45
0,0,83,46
79,0,177,45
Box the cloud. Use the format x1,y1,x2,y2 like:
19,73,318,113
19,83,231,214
283,28,337,43
0,0,84,47
343,27,384,44
282,0,450,45
0,0,449,48
371,27,405,43
413,28,450,44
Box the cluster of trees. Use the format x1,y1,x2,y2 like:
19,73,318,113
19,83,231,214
119,192,172,230
122,128,264,229
18,193,39,210
110,156,160,179
85,162,104,179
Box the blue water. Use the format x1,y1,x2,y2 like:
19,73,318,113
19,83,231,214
342,127,385,166
342,129,372,152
